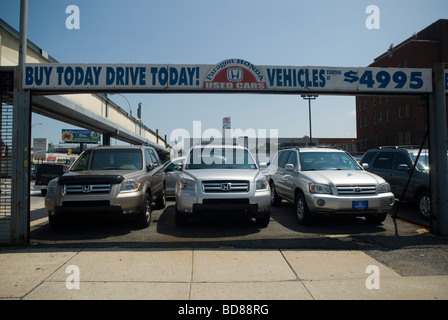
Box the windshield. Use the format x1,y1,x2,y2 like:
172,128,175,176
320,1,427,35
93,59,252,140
299,151,361,171
71,149,143,171
185,147,257,170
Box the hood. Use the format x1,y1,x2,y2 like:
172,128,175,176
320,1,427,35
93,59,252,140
183,169,262,181
301,169,385,186
60,170,142,184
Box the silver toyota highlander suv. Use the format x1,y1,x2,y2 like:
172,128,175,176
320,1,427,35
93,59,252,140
45,145,166,228
175,144,271,227
268,147,395,224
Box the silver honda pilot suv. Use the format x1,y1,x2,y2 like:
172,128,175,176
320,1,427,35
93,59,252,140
45,145,166,228
268,147,395,224
175,144,271,227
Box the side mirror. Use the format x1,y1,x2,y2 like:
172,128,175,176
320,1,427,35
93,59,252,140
259,162,268,169
285,163,295,172
147,163,155,171
362,163,369,170
397,164,410,172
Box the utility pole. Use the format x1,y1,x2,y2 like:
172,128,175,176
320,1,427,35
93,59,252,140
301,95,318,146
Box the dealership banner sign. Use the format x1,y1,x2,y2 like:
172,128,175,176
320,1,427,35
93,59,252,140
24,59,433,94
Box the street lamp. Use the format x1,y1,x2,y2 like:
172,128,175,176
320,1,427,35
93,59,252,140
301,94,318,146
110,93,132,116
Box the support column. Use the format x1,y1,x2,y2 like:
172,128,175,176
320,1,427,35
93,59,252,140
429,62,448,236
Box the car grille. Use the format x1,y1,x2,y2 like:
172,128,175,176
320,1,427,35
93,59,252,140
336,185,376,195
202,181,249,193
63,184,112,194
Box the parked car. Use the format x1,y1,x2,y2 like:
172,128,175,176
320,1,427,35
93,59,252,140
34,163,69,196
175,144,271,227
360,146,434,219
45,145,166,228
163,156,185,197
268,147,395,224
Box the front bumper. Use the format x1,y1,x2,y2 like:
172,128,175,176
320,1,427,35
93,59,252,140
45,187,145,219
176,187,271,217
305,192,395,214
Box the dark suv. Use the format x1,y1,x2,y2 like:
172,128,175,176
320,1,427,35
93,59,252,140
360,147,431,219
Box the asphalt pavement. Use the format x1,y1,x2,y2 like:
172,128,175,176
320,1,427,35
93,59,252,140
0,188,447,300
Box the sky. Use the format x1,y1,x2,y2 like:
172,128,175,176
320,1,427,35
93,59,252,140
1,0,447,148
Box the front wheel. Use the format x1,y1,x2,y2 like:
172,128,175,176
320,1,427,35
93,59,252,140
175,207,188,227
365,212,387,224
135,192,152,228
270,182,282,206
155,185,166,209
256,210,270,228
417,192,431,219
295,192,312,225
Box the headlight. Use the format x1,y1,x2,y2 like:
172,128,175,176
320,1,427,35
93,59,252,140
378,182,391,193
256,176,269,190
179,178,196,191
309,183,332,194
47,178,59,194
120,179,140,193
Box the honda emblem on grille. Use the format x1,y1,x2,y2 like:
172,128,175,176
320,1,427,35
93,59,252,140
83,185,92,193
221,183,232,191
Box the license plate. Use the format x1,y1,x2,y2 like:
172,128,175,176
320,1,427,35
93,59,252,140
353,201,368,209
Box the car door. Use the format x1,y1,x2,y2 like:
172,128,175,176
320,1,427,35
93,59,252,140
274,151,290,197
370,151,394,183
282,150,299,202
145,148,164,196
389,151,413,198
164,159,183,195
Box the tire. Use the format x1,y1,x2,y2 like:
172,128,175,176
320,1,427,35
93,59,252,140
155,185,166,209
270,182,282,206
365,212,387,224
135,192,152,228
256,210,270,228
295,192,312,225
417,192,431,219
175,207,188,227
48,215,63,229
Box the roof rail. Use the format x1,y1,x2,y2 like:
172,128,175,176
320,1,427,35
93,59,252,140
378,145,427,150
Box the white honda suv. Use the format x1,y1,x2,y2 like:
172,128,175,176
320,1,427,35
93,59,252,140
175,144,271,227
269,147,395,224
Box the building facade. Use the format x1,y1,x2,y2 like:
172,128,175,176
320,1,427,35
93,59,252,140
356,19,448,152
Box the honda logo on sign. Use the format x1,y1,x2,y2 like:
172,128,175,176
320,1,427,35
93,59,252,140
227,68,243,81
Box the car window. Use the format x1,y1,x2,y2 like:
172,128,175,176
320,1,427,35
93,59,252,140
392,152,410,170
278,151,290,169
360,151,376,165
149,149,160,165
373,152,394,169
165,161,182,172
185,147,257,170
286,151,298,169
72,149,143,170
299,151,361,171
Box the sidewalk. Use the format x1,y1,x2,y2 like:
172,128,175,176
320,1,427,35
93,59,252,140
1,246,448,300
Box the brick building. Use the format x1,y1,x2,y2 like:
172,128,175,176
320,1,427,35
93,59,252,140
356,19,448,151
